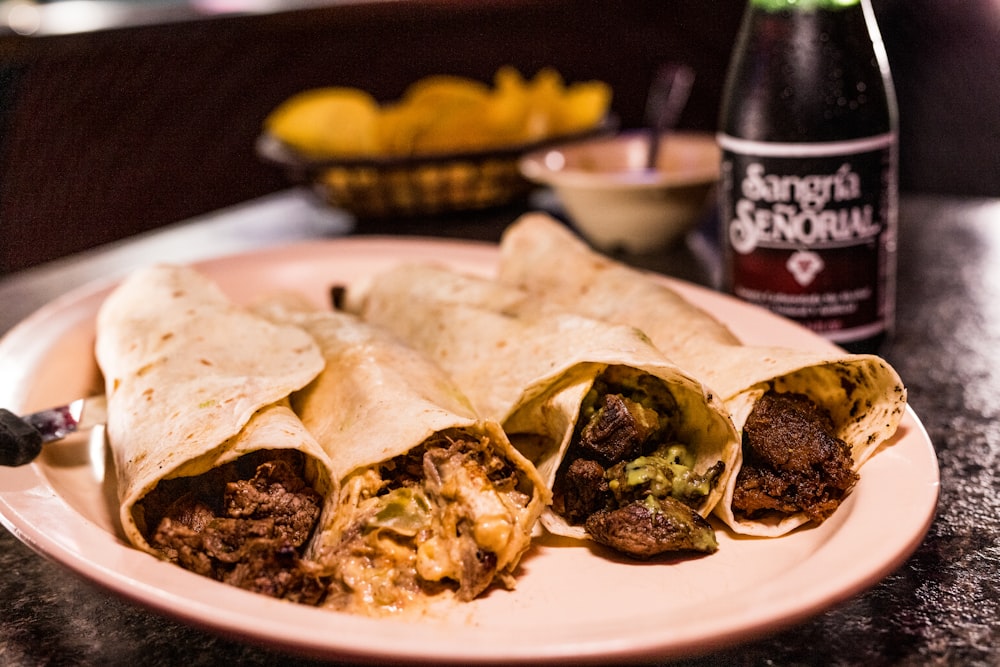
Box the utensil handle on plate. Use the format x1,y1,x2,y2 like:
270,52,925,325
0,409,43,467
0,398,98,466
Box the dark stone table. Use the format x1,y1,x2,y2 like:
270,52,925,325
1,189,997,666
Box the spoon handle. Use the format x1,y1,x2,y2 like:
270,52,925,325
644,63,696,170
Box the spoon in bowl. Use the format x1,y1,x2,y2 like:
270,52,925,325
644,63,696,171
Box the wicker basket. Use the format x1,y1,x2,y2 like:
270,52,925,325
256,122,616,219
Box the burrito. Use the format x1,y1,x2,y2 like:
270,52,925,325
255,297,548,616
342,264,740,559
496,213,908,536
95,265,337,603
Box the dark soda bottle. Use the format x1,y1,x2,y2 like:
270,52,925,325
717,0,898,353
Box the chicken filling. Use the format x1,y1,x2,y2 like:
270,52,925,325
322,431,534,615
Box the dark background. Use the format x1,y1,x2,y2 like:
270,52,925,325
1,0,997,274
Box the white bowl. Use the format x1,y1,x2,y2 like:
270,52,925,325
518,130,720,252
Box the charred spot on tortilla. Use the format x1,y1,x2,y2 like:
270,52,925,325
330,284,348,311
839,374,858,400
140,449,329,604
323,430,535,614
552,366,724,559
732,390,859,524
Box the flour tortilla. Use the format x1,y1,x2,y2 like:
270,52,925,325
254,296,548,613
94,265,335,554
497,213,908,536
343,263,740,541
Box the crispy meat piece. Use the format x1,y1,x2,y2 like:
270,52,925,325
585,497,718,559
577,394,659,465
732,390,859,523
554,458,611,524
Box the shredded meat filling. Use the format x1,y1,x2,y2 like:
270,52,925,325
732,390,859,523
323,432,531,614
144,449,327,604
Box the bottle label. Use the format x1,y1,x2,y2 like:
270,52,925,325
718,133,897,344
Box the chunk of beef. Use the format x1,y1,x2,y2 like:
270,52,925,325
732,390,859,523
554,458,610,524
578,394,660,465
585,497,718,559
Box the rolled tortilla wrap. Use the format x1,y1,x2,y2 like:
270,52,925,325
255,296,548,615
496,213,908,536
343,264,740,559
94,265,336,602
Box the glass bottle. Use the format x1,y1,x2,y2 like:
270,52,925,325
717,0,898,353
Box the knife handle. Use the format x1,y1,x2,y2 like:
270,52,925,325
0,408,43,467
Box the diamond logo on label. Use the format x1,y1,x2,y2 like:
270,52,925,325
787,249,825,286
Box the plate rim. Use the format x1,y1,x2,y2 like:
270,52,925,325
0,236,939,664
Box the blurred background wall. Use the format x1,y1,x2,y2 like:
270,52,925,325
0,0,997,274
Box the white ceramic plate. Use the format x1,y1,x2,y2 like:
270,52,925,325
0,237,939,664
